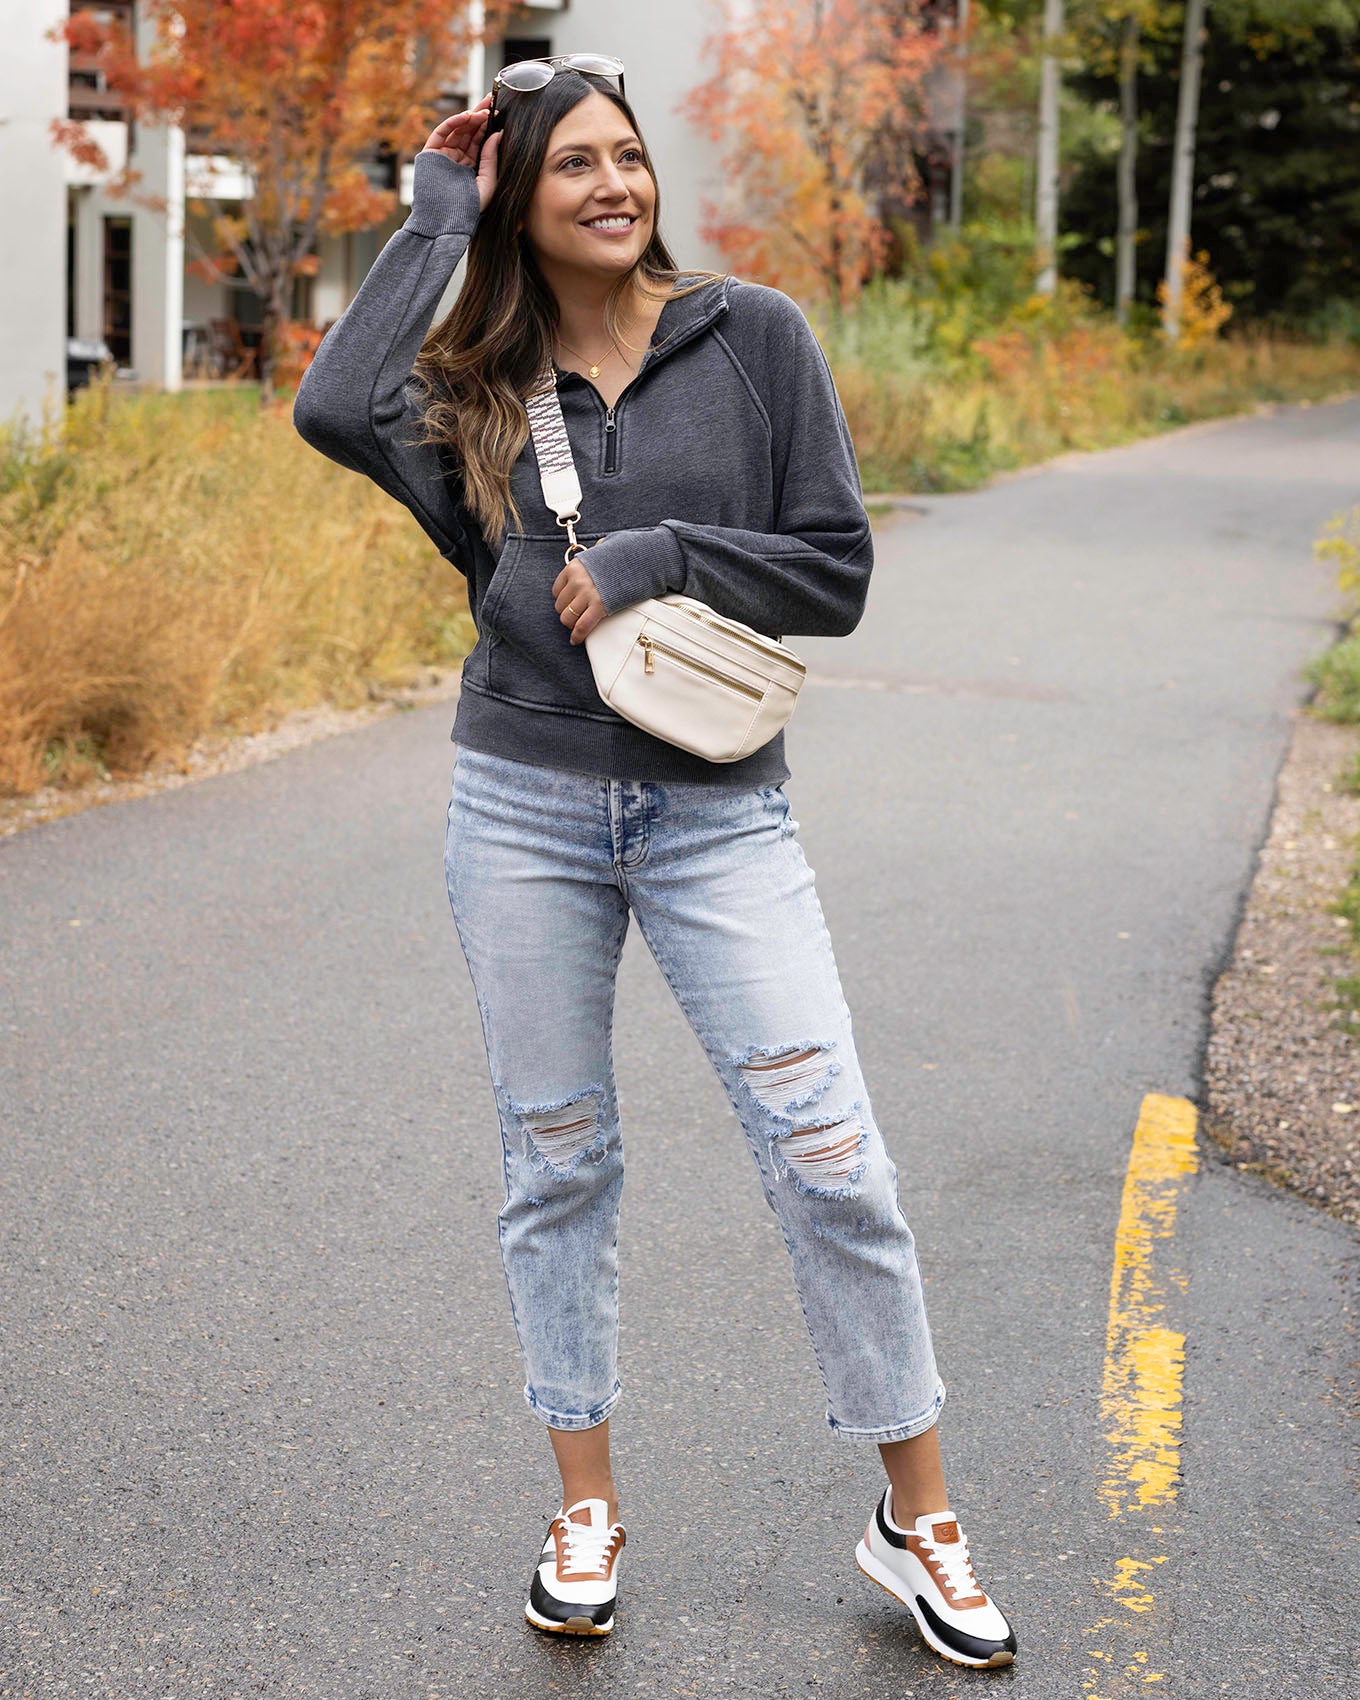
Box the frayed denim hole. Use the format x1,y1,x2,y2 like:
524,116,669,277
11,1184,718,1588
509,1086,608,1179
773,1106,868,1199
736,1041,839,1117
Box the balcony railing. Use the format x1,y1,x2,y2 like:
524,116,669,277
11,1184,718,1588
68,1,134,123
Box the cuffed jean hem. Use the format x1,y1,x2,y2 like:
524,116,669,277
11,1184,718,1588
524,1380,622,1432
825,1381,946,1444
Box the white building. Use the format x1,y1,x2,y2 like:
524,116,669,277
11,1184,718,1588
1,0,71,427
0,1,729,428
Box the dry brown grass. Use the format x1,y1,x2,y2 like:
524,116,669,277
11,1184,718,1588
0,381,473,795
839,327,1360,493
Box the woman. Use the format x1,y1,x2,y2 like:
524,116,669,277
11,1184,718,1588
294,59,1016,1671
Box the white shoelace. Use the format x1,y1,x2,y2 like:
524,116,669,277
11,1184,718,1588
556,1515,617,1577
921,1530,983,1602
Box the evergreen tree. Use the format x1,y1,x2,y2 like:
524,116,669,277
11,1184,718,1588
1064,7,1360,322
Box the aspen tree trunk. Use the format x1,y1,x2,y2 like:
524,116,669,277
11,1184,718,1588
1162,0,1208,342
258,278,287,403
950,0,971,233
828,217,844,323
1116,12,1139,325
1035,0,1064,296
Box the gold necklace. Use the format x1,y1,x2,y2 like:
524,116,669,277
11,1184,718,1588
556,334,621,380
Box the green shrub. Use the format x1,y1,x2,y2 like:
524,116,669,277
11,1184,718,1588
1306,634,1360,724
814,279,941,384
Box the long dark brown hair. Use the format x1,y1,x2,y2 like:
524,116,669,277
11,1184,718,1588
412,72,718,544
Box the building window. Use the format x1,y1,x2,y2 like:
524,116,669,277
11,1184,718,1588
67,212,78,339
103,216,133,364
500,38,553,72
360,143,399,193
291,272,315,323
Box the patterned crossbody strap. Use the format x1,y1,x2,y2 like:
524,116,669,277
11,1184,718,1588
525,369,584,560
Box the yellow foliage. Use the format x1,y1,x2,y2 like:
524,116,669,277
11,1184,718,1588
1158,248,1233,350
1316,506,1360,602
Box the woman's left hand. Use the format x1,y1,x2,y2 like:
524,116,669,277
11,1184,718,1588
553,557,608,644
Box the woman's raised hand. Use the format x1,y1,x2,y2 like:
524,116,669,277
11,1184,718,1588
420,95,500,213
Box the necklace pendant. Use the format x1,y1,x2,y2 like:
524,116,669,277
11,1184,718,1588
589,363,601,378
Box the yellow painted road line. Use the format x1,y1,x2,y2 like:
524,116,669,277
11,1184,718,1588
1084,1093,1199,1696
1101,1094,1199,1518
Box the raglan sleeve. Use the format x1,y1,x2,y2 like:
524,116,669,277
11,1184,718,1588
291,151,482,567
579,286,873,637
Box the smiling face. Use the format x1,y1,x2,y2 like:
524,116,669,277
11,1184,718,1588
521,91,657,283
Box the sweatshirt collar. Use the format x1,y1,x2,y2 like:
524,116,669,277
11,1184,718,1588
647,274,732,366
553,275,732,388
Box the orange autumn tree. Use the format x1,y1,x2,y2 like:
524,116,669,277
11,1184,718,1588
53,0,507,397
686,0,943,314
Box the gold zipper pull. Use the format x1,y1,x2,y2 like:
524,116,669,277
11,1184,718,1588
639,635,655,674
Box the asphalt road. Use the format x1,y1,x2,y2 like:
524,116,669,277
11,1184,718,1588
3,400,1358,1699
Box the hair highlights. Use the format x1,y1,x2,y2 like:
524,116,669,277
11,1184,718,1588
411,74,717,545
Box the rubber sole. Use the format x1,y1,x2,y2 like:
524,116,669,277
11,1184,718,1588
524,1599,614,1637
855,1540,1015,1670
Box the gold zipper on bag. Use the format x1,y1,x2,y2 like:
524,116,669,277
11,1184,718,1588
680,606,800,667
637,634,765,702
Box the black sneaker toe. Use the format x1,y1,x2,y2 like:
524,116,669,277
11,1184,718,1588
916,1596,1018,1665
529,1571,615,1628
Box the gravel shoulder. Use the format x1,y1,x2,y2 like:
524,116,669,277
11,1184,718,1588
1205,713,1360,1224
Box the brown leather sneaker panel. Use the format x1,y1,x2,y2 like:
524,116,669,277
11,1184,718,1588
550,1517,626,1580
903,1533,987,1609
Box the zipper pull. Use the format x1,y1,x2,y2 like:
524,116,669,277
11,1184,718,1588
639,635,655,674
605,407,616,432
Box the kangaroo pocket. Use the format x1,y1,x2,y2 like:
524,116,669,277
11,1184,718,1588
481,532,619,718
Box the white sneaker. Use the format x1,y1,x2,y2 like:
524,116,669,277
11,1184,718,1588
525,1497,625,1637
855,1488,1017,1668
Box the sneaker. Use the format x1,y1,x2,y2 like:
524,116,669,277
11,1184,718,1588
855,1488,1017,1669
524,1497,625,1637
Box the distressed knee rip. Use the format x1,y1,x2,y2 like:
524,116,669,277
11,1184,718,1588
775,1110,868,1196
739,1043,838,1115
736,1044,866,1196
511,1088,607,1177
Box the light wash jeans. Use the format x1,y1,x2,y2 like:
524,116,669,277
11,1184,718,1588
444,748,945,1442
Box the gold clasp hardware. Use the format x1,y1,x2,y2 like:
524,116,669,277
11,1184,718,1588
557,511,585,566
639,635,655,674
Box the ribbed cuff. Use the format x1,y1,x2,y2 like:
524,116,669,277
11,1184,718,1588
584,525,686,614
403,152,481,239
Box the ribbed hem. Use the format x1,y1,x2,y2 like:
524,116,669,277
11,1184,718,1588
452,679,790,786
402,152,481,239
585,525,685,614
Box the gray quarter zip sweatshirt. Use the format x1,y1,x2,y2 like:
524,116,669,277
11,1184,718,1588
293,151,873,785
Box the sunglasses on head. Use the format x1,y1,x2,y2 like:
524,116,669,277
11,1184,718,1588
486,53,626,137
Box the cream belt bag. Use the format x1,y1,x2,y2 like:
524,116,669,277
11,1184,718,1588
524,373,806,764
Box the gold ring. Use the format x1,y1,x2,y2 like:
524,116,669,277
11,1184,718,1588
565,601,578,617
